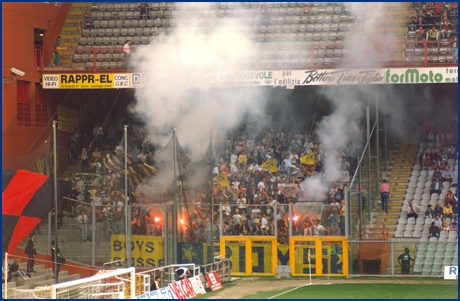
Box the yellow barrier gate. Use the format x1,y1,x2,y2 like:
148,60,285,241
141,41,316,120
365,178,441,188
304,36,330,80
289,236,348,277
220,236,277,276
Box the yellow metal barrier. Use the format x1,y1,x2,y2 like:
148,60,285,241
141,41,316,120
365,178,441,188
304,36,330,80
220,236,277,276
289,236,348,277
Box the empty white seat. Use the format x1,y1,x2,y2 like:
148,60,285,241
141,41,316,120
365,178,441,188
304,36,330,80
413,263,423,273
394,230,403,238
416,248,427,257
448,231,457,239
446,243,457,251
434,257,443,265
442,258,452,265
431,264,443,275
437,243,448,251
412,230,422,238
422,265,432,275
434,250,445,258
440,232,449,240
418,243,429,251
403,230,413,238
444,250,454,259
427,243,438,251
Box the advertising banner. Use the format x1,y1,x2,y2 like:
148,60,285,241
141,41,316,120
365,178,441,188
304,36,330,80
42,74,130,89
133,287,177,299
130,69,385,88
43,67,457,89
385,67,458,84
204,271,223,292
167,276,206,299
110,235,164,268
444,266,458,280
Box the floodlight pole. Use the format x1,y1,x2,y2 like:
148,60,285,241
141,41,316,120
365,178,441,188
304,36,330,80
52,120,59,284
124,125,132,267
366,107,372,221
210,129,214,261
375,94,380,215
173,125,178,264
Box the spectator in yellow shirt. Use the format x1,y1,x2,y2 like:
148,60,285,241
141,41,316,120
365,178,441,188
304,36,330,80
238,151,248,165
443,203,454,219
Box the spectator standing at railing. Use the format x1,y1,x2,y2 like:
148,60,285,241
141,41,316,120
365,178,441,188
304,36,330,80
123,40,131,68
77,210,89,243
95,207,106,243
138,2,149,20
52,36,61,67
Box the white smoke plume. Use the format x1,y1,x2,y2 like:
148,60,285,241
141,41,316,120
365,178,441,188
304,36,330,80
130,18,269,160
126,3,448,204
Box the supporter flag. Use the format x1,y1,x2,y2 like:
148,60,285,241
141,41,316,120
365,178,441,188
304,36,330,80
261,158,278,173
213,173,230,189
2,169,71,254
103,150,158,187
300,152,315,165
279,183,299,198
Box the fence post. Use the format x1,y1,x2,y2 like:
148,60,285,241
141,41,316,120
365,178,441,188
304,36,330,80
390,240,394,276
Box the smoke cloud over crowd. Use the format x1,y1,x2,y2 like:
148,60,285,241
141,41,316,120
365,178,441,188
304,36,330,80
127,3,455,202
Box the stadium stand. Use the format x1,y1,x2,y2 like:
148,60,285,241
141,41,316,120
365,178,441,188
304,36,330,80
51,2,418,70
2,259,80,298
405,2,458,63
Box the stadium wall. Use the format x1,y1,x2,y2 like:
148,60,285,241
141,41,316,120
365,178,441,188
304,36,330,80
2,2,70,170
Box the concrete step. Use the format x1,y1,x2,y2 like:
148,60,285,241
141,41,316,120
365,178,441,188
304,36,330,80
390,167,412,172
388,180,409,185
72,2,92,9
68,10,85,16
62,26,79,32
66,19,82,24
390,157,414,163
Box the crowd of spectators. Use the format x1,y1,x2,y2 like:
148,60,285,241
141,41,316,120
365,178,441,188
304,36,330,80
407,2,458,41
411,106,458,241
50,96,366,246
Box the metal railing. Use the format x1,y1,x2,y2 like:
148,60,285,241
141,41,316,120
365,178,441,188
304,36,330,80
40,38,458,73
